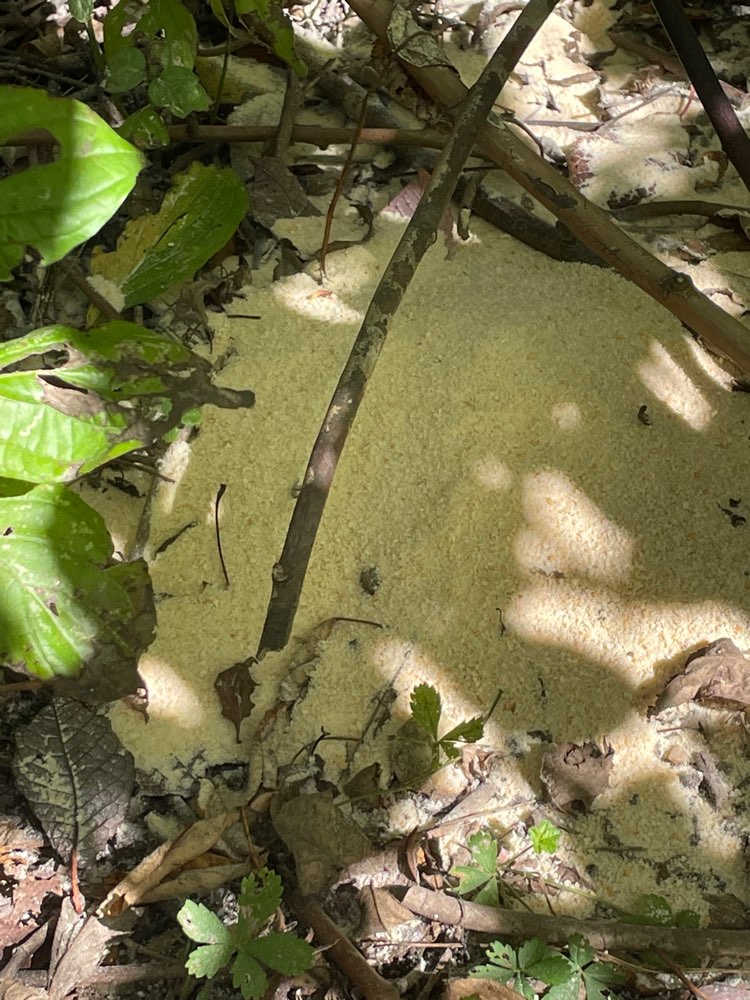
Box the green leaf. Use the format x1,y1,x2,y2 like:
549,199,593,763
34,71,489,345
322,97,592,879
246,933,315,975
530,954,573,985
674,909,700,928
91,161,248,308
178,899,232,945
141,0,198,69
529,819,561,855
468,831,497,874
238,868,282,928
187,942,236,980
410,683,441,739
69,0,94,22
104,47,146,93
473,879,500,907
233,0,306,76
450,864,494,896
566,934,594,968
439,715,484,752
117,107,170,149
148,66,211,118
545,977,582,1000
623,894,674,926
473,940,517,981
0,88,141,281
0,485,153,680
0,321,207,483
231,949,267,1000
581,961,626,1000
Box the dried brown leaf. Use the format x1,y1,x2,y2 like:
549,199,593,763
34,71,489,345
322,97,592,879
653,637,750,714
541,740,613,813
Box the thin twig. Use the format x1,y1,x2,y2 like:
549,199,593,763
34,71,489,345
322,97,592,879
319,80,374,277
650,0,750,193
347,0,750,376
55,259,123,322
256,0,562,658
215,482,230,587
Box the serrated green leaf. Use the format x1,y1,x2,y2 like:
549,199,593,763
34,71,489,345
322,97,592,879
581,960,626,1000
104,47,146,93
178,899,232,946
450,864,494,896
186,941,236,979
0,88,141,281
468,831,497,874
473,878,500,907
439,716,484,748
69,0,94,22
91,161,248,308
473,940,517,979
0,485,153,679
545,976,581,1000
518,938,553,969
148,66,211,118
566,934,593,968
231,949,266,1000
247,932,315,975
530,955,573,985
410,683,441,739
529,819,561,855
238,868,282,928
234,0,306,76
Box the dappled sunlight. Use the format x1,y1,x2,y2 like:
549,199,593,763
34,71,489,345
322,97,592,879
471,456,514,491
505,578,750,680
514,470,634,584
272,272,362,324
684,335,737,390
134,654,206,728
636,340,714,429
549,401,582,430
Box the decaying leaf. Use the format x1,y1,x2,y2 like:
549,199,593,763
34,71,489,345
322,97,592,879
540,740,613,813
272,792,373,894
99,809,240,916
356,885,415,938
0,321,254,484
0,870,64,950
47,898,135,1000
248,156,320,230
13,699,135,863
214,660,256,742
652,637,750,714
443,978,525,1000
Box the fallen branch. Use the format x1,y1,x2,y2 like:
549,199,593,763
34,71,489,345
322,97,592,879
256,0,563,657
347,0,750,376
401,885,750,959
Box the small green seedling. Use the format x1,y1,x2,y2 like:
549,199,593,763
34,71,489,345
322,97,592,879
177,868,314,999
409,683,484,768
451,820,561,907
473,934,626,1000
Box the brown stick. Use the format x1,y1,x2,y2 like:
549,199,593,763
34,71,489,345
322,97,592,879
256,0,563,657
289,890,401,1000
346,0,750,376
401,885,750,958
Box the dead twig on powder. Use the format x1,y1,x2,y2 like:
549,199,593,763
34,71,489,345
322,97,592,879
346,0,750,376
289,890,401,1000
401,885,750,959
255,0,564,658
650,0,750,194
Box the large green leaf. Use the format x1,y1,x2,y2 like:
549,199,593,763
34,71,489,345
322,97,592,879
0,484,152,680
0,88,142,280
0,320,254,483
91,162,248,308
